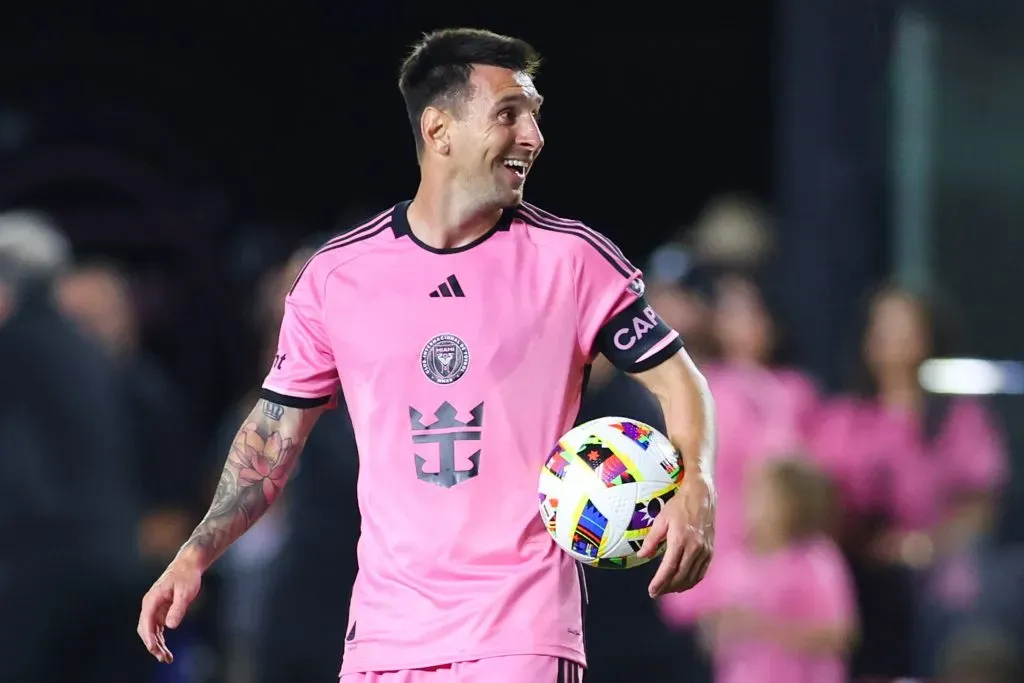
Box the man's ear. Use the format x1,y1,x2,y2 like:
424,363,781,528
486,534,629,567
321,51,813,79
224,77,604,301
421,106,451,156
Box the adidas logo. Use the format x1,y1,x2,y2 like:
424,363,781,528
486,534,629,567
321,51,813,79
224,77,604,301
429,274,465,298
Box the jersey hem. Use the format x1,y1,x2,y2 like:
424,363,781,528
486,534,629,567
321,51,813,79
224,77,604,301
339,644,586,675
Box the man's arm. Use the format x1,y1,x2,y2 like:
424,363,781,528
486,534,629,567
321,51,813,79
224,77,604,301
633,348,717,596
634,349,716,482
138,396,325,663
178,397,325,571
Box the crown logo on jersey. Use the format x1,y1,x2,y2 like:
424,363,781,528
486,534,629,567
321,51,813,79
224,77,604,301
429,274,465,298
409,401,484,431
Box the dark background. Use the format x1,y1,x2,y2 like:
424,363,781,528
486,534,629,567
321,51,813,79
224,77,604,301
0,4,773,429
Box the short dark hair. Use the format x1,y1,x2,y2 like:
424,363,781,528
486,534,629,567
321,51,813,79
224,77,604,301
398,28,541,154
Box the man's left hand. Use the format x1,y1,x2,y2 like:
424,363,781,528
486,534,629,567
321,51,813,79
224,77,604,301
638,472,716,597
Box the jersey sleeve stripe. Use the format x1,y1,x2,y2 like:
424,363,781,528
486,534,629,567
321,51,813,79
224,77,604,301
519,202,636,270
516,203,636,278
320,205,396,251
288,209,395,294
518,207,633,279
521,201,632,263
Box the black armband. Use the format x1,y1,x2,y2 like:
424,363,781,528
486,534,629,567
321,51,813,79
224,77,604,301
595,296,683,373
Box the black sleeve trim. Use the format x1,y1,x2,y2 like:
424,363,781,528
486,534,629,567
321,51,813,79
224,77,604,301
258,388,332,409
595,295,684,374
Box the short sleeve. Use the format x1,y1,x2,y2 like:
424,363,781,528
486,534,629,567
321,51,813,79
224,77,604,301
944,399,1009,493
574,233,682,371
260,264,340,407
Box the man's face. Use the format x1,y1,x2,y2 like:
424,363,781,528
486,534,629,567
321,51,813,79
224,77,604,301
447,65,544,208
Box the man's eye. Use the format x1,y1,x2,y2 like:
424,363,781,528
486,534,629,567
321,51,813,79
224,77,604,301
498,109,516,123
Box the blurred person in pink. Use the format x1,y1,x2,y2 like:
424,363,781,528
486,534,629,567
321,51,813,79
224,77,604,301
810,284,1009,678
660,272,819,629
700,457,857,683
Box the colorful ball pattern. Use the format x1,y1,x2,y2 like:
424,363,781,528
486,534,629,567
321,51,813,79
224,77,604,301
538,417,683,569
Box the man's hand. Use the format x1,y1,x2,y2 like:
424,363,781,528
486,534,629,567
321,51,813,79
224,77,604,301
137,554,203,663
638,472,716,597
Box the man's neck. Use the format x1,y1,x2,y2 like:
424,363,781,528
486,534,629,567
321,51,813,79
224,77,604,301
407,177,503,250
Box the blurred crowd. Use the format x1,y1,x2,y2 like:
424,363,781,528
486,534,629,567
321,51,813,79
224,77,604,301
0,194,1019,683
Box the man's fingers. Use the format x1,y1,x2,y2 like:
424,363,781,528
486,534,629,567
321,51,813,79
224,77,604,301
138,591,170,661
647,531,685,597
681,544,712,589
139,582,183,663
165,581,193,629
673,533,702,585
155,626,175,663
637,514,668,559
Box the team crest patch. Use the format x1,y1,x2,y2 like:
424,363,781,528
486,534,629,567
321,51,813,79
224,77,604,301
421,333,471,385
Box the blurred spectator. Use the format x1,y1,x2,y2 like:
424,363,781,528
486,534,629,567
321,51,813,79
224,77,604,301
688,193,773,271
811,284,1009,678
660,272,819,628
645,243,717,366
705,273,819,542
57,261,197,563
699,457,856,683
0,211,151,682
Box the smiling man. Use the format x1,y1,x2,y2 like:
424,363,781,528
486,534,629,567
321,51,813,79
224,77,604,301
138,28,717,683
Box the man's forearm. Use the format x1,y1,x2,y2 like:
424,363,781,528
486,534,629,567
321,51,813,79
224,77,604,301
639,351,716,482
685,365,716,479
177,398,320,571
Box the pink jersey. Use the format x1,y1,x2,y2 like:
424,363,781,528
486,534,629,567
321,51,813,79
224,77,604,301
261,201,679,674
659,364,819,626
711,538,855,683
809,397,1007,530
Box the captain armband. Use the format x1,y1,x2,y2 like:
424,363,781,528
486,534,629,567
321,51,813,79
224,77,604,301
594,296,683,373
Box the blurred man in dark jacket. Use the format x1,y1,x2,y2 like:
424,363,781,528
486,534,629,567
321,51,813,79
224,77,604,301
0,211,151,683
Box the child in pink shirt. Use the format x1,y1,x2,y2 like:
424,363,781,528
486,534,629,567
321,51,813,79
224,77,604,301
701,457,857,683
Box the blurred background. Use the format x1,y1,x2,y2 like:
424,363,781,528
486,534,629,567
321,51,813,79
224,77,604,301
1,1,1022,682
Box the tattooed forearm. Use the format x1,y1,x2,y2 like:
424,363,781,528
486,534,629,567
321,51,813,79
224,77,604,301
179,399,321,569
263,400,284,421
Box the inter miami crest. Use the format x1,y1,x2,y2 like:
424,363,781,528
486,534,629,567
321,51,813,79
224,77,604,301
420,333,470,385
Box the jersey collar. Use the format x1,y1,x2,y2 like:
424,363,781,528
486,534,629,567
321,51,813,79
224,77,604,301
391,200,516,255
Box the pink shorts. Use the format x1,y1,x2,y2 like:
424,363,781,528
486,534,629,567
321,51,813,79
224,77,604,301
340,656,583,683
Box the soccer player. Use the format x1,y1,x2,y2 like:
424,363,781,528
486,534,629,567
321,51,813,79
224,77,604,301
138,28,717,682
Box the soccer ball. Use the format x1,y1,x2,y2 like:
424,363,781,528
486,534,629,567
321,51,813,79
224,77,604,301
538,417,684,569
